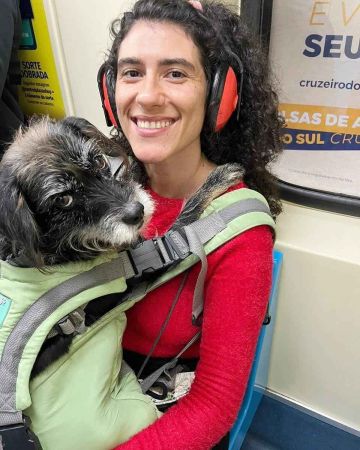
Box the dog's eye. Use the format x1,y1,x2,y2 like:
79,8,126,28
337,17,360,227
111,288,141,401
55,195,73,208
94,154,108,170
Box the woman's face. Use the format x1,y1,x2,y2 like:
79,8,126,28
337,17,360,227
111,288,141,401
115,20,207,165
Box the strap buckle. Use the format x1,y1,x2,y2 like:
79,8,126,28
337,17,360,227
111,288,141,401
56,308,86,336
127,233,189,281
47,307,87,339
146,364,185,401
0,417,42,450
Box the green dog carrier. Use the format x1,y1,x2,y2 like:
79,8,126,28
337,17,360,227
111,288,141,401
0,188,275,450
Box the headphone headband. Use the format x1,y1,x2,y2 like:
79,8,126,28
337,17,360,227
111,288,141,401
97,64,119,128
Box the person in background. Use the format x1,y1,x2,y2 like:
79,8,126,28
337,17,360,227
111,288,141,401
0,0,24,158
100,0,284,448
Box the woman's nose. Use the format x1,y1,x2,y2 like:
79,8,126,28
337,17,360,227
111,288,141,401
136,77,165,108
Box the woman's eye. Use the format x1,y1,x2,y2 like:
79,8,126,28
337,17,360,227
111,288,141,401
123,69,141,78
55,195,73,208
94,154,108,170
168,70,186,79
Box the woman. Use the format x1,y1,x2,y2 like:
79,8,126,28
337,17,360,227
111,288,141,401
101,0,283,448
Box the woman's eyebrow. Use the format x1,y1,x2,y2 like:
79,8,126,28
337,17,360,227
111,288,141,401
117,57,195,71
159,58,195,71
117,57,141,70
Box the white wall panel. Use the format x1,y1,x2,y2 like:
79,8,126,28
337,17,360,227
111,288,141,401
50,0,135,133
271,203,360,431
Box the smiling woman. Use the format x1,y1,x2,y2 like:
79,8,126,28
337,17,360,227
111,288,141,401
115,21,210,198
97,1,284,449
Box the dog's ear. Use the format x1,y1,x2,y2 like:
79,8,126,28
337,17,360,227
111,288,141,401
0,167,42,266
61,116,99,141
61,116,127,158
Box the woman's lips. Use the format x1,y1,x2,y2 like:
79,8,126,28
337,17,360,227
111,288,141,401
131,117,177,137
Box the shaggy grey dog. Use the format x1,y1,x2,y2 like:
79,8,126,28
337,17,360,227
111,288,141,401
0,116,153,268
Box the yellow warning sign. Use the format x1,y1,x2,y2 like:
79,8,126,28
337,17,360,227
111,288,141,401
18,0,65,118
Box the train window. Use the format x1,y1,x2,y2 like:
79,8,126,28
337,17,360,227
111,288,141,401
241,0,360,217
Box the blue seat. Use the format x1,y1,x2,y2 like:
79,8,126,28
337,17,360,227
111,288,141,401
229,250,283,449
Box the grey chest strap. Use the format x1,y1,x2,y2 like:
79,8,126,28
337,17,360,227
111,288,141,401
125,197,272,324
188,197,271,323
139,198,272,394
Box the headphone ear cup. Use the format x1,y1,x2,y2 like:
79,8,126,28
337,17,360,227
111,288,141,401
207,65,239,132
97,64,119,128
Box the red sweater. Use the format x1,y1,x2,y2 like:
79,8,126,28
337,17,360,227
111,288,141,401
116,183,273,450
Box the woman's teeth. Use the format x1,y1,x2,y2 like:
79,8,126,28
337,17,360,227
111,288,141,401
137,120,172,129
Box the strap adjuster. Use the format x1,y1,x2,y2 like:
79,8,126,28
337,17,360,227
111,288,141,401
0,417,42,450
127,233,189,281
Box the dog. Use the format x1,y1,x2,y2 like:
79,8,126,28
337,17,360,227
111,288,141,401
0,116,244,378
0,116,153,267
0,115,155,377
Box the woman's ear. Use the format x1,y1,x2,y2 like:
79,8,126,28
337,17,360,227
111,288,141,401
0,168,42,266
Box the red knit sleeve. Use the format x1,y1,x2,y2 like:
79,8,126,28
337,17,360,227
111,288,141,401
114,224,273,450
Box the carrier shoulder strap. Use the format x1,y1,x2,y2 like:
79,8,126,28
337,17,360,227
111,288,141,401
122,189,275,324
138,191,275,393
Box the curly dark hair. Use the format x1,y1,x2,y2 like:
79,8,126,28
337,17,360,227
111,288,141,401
104,0,284,216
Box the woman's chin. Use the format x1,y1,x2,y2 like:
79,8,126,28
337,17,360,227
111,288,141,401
132,148,170,165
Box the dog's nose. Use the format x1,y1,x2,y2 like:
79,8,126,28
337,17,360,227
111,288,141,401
122,202,144,225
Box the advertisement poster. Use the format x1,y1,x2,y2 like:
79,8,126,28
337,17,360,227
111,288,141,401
270,0,360,197
18,0,66,118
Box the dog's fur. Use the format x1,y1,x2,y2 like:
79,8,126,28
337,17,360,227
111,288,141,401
0,116,244,378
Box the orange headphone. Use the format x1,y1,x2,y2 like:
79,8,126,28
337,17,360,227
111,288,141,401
97,55,242,133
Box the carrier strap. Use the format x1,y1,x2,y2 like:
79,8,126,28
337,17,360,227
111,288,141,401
125,197,271,323
137,198,273,392
184,225,208,325
0,258,126,427
140,331,202,394
126,198,271,283
186,197,271,323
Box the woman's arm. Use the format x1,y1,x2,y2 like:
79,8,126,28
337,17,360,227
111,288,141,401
115,224,273,450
